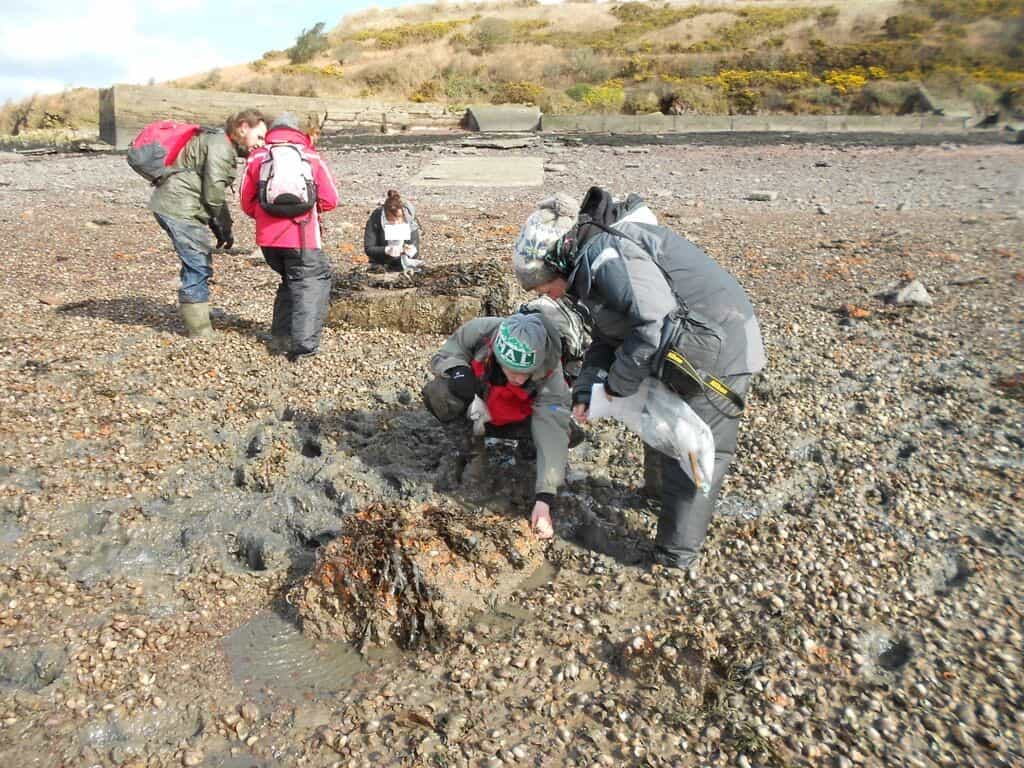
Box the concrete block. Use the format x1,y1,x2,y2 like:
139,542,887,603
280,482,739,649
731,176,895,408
465,105,541,132
412,156,544,187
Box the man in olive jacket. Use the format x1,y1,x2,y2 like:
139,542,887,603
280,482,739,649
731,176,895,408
422,313,572,539
150,109,267,338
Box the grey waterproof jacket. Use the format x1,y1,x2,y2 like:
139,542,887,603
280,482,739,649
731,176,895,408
150,131,238,226
570,222,765,402
431,316,571,496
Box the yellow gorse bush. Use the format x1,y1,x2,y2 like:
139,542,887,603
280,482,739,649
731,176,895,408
825,70,868,94
354,20,469,49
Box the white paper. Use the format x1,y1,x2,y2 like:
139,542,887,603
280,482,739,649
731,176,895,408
383,223,411,243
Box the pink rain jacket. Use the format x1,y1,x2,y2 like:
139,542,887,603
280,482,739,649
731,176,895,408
239,126,339,250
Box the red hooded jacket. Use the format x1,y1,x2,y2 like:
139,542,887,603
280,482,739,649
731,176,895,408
239,126,339,250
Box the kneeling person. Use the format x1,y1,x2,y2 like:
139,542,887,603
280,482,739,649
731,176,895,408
422,314,571,539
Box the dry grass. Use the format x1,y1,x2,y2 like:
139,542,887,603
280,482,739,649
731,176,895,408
0,88,99,134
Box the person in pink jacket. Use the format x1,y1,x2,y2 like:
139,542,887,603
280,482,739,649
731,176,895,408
240,113,339,360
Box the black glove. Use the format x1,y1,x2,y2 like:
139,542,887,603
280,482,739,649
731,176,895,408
446,365,477,402
210,208,234,250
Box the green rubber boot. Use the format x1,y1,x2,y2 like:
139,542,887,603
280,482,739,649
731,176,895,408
179,302,214,339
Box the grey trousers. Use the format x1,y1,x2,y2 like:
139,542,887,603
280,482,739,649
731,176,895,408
653,373,752,570
262,246,332,357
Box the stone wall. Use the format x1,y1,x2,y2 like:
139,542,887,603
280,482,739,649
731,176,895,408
99,84,458,148
542,113,971,134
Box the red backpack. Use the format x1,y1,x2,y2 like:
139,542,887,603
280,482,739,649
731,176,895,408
126,121,201,185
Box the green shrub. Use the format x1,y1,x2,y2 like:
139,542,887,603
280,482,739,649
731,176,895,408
359,62,403,91
968,82,999,111
906,0,1024,22
470,17,548,52
473,17,514,51
817,7,840,28
798,84,843,109
289,22,330,64
565,83,591,102
622,87,661,114
567,48,613,83
882,14,934,38
443,68,492,101
850,80,921,113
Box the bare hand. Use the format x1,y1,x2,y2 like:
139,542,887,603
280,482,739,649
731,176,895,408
530,501,553,540
572,403,589,424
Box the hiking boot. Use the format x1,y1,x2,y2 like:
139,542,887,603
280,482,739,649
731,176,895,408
179,302,214,339
569,420,586,449
266,334,291,356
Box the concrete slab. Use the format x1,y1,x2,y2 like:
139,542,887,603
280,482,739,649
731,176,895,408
465,105,541,132
412,156,544,187
461,135,538,149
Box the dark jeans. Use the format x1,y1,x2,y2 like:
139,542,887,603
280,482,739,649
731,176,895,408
654,373,752,570
262,246,333,357
153,213,212,304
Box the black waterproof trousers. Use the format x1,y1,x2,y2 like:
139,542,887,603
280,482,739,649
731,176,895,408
262,246,333,358
653,373,752,570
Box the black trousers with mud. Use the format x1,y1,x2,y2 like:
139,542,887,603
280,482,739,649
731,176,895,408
652,373,751,570
262,246,332,357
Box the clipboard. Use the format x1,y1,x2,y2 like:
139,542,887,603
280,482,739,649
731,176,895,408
383,223,411,243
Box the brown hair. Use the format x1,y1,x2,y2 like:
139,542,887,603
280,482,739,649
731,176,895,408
224,109,266,139
384,189,403,214
301,112,325,145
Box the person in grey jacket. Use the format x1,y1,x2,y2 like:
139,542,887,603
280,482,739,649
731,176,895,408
513,187,766,570
421,313,572,539
364,189,422,271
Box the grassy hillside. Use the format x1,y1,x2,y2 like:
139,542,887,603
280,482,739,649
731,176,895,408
3,0,1022,136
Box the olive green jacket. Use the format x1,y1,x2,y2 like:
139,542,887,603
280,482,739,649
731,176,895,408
430,316,571,496
149,131,238,225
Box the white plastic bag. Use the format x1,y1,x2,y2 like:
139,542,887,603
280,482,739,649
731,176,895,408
400,252,424,271
468,395,491,436
588,379,714,495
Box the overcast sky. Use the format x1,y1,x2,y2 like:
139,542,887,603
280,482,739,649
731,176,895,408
0,0,415,103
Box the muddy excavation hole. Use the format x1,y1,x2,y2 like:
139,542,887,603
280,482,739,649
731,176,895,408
328,259,528,334
877,637,913,671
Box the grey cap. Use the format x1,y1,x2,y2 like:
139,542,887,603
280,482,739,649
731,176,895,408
494,314,548,374
512,193,579,290
269,112,300,131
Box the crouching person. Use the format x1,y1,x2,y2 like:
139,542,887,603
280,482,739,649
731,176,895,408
422,314,571,539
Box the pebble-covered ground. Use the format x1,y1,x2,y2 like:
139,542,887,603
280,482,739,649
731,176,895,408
0,135,1022,768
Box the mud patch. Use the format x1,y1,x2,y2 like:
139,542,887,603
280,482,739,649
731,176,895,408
223,610,367,705
0,643,67,692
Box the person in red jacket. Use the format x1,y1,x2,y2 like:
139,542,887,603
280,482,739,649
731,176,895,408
240,113,339,360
